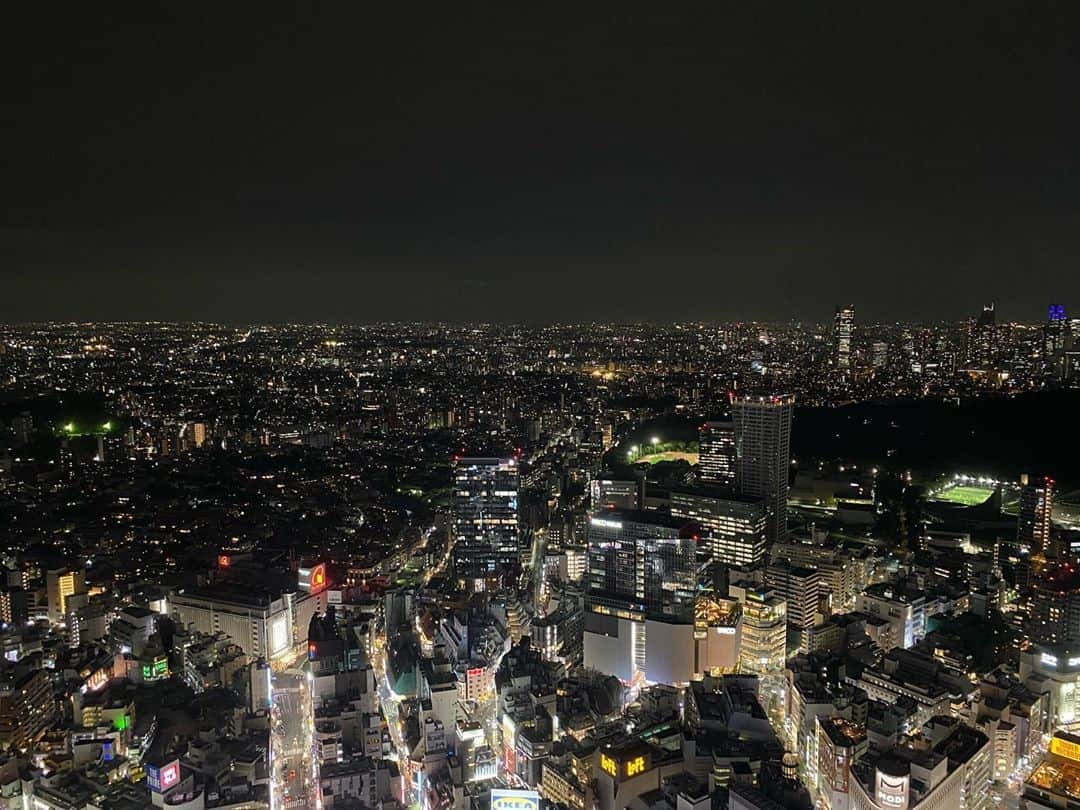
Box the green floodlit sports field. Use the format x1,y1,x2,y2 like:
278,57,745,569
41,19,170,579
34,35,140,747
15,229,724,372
634,451,700,465
930,485,995,506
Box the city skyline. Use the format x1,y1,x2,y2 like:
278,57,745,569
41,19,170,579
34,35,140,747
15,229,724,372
7,6,1080,809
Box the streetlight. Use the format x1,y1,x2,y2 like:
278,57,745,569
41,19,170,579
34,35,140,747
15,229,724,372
650,436,660,445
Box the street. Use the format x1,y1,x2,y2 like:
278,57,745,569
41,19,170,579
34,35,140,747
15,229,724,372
272,669,316,810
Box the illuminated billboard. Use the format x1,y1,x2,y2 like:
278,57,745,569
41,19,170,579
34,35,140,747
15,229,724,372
874,771,909,810
270,614,290,655
298,563,328,594
490,789,540,810
1050,734,1080,763
599,750,652,781
146,758,181,793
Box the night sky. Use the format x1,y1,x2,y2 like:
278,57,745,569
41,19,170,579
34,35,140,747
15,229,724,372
5,5,1079,323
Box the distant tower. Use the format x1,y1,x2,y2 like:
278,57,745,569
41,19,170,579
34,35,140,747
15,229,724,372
1018,474,1054,557
698,420,736,487
1045,305,1068,375
833,306,855,371
732,394,794,543
871,342,888,369
970,302,998,366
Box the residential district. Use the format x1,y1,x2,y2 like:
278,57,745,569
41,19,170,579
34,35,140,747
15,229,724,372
0,306,1079,810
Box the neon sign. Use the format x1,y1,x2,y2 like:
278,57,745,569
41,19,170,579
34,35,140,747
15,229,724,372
600,753,617,777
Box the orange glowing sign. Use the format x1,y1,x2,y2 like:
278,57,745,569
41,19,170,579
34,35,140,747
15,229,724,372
599,753,648,780
218,554,230,568
1051,736,1080,762
300,563,328,593
600,754,617,777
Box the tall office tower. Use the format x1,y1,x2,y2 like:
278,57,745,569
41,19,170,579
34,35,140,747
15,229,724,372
1017,474,1054,557
585,511,699,622
871,341,888,369
46,566,86,624
732,394,794,544
451,456,520,589
669,487,767,567
698,420,736,486
969,302,998,366
1045,305,1068,373
584,510,702,684
833,305,855,371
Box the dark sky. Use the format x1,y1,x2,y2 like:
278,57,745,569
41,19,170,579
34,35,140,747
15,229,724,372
4,4,1079,323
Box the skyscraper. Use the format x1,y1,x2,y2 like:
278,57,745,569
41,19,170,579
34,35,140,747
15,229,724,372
732,394,794,543
1045,305,1068,375
585,511,699,622
833,305,855,371
451,456,520,589
583,510,703,684
871,341,888,369
969,302,998,367
1018,474,1054,557
698,420,736,486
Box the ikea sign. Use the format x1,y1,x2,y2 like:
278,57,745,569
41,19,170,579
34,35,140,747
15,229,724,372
491,789,540,810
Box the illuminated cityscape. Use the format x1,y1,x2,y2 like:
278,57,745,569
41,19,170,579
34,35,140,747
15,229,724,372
0,316,1078,810
6,5,1080,810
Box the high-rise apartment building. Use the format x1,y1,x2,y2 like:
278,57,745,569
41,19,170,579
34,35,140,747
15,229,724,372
833,306,855,371
698,420,736,487
0,669,58,752
451,457,520,588
1031,569,1080,646
1018,474,1054,557
732,394,794,543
